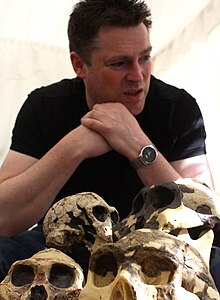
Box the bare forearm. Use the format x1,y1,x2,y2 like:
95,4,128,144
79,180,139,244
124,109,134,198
0,133,83,236
136,152,182,187
0,125,110,237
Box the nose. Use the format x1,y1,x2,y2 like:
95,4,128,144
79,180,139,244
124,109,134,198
30,285,48,300
126,62,144,82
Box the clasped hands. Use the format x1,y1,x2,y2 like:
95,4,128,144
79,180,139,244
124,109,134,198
81,102,148,160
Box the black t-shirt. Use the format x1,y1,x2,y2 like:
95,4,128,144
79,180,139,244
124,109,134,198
10,76,206,219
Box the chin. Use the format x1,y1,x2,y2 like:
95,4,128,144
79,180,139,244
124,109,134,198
129,108,143,116
128,103,145,116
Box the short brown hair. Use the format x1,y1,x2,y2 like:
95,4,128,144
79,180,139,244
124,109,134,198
67,0,152,63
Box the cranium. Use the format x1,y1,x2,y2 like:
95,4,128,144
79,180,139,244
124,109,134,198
0,248,84,300
114,179,220,267
175,178,220,216
79,228,219,300
43,192,119,253
176,178,220,247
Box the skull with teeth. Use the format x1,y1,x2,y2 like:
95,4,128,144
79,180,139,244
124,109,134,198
104,178,220,298
113,179,220,266
0,248,84,300
79,228,220,300
43,192,119,254
7,180,217,300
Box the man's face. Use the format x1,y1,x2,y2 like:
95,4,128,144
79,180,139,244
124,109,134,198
80,23,152,116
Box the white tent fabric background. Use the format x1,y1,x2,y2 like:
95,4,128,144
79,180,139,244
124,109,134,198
0,0,220,191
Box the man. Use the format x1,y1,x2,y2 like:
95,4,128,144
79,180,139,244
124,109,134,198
0,0,215,282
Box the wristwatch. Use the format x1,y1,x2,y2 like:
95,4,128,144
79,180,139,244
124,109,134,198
130,144,158,170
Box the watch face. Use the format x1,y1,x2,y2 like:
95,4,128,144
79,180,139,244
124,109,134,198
142,146,157,163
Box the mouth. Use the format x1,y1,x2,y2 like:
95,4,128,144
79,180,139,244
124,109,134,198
124,88,144,101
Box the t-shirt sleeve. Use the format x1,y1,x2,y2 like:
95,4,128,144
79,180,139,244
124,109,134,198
10,90,47,159
169,91,206,161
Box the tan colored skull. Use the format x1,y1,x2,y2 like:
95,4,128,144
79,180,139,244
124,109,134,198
79,229,219,300
0,248,84,300
175,178,220,216
43,192,119,253
114,179,220,267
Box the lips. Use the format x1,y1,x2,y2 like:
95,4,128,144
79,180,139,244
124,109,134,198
124,88,143,97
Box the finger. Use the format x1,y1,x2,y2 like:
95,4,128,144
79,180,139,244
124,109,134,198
81,116,105,132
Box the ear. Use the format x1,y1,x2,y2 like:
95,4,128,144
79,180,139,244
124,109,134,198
70,52,86,78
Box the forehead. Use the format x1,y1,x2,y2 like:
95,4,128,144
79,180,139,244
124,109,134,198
93,23,151,59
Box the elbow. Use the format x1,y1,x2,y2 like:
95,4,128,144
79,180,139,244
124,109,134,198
0,224,17,237
0,221,27,238
0,229,14,238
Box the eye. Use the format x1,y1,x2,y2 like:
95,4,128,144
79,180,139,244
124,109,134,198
110,61,126,69
139,54,151,64
49,264,75,288
11,264,35,286
144,54,151,61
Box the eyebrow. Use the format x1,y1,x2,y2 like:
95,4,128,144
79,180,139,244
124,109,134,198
142,46,153,54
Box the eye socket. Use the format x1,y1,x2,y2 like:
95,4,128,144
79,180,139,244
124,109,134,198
11,264,35,286
49,264,75,288
93,252,118,287
150,186,175,209
132,189,146,214
111,211,119,226
140,252,177,285
93,206,107,222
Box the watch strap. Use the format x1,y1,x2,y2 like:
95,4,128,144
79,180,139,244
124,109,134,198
130,156,145,170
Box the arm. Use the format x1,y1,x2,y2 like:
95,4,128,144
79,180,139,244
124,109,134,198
171,155,214,189
0,125,110,237
81,102,214,188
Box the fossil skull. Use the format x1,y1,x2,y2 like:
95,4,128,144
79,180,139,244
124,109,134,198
79,228,219,300
43,192,119,253
175,178,220,216
114,179,220,267
0,248,84,300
